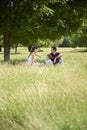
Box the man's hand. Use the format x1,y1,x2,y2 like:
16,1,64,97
53,53,62,63
53,58,56,63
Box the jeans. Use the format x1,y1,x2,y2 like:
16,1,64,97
54,57,63,65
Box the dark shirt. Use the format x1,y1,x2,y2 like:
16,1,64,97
50,52,60,65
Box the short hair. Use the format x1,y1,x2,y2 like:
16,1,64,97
51,46,57,51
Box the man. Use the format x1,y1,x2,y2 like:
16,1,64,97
50,46,63,65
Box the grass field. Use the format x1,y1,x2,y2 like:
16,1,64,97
0,47,87,130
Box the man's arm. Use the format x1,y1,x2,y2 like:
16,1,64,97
53,53,63,63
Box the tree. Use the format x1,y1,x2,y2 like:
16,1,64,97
0,0,55,61
0,0,87,61
71,17,87,50
71,32,87,50
0,35,3,52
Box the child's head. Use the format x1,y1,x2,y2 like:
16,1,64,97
46,54,52,60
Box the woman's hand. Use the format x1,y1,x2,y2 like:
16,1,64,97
36,54,41,58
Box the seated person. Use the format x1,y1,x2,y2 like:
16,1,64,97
50,46,63,65
27,46,41,66
44,54,53,66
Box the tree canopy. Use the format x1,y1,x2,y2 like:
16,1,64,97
0,0,87,61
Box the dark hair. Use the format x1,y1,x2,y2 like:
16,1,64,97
30,46,38,53
28,46,38,57
51,46,57,51
28,45,32,52
47,54,52,59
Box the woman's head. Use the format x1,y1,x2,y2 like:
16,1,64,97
30,46,38,53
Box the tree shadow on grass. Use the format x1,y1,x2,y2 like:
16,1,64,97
0,52,28,55
10,59,26,65
0,52,3,55
0,52,21,55
78,49,87,53
61,48,87,53
10,52,28,55
0,58,44,66
70,49,87,53
0,59,26,65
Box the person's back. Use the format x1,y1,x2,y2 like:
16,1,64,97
27,53,36,63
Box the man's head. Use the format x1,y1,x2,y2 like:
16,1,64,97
51,46,57,54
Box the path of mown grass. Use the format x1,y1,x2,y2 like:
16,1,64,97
0,48,87,130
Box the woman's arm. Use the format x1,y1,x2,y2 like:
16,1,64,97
36,54,41,58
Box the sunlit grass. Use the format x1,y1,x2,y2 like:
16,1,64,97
0,47,87,130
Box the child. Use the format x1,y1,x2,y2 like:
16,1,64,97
42,54,53,66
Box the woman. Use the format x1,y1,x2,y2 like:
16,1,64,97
28,46,41,66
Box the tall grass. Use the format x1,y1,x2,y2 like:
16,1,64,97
0,48,87,130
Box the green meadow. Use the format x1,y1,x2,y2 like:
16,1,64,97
0,47,87,130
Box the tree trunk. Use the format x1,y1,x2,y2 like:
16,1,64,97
15,43,18,54
15,47,17,54
0,45,2,52
3,32,12,62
